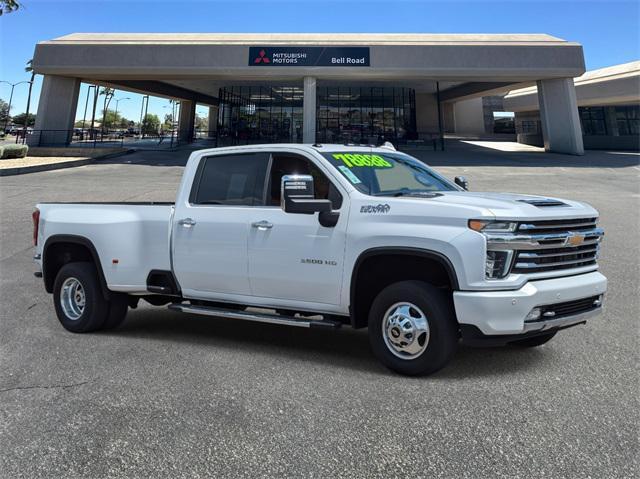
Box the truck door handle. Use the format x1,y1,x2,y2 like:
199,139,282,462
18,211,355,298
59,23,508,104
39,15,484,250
178,218,197,228
251,220,273,230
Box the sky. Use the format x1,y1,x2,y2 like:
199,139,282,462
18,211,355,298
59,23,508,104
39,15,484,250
0,0,638,124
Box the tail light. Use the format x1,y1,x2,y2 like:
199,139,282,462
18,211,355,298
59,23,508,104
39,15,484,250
32,208,40,246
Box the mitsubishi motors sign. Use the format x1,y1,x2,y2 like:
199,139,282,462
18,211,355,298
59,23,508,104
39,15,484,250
249,46,370,67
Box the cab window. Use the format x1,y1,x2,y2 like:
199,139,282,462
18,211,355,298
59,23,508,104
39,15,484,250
190,152,269,205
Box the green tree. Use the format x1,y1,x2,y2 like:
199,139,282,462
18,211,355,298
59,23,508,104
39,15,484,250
0,99,9,125
0,0,21,15
119,117,131,129
101,109,128,129
195,114,208,130
141,114,160,135
11,112,35,127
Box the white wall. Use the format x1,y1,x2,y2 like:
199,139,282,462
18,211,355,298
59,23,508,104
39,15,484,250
415,93,439,133
452,97,485,134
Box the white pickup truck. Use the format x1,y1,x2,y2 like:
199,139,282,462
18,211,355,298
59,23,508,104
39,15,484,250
33,143,607,375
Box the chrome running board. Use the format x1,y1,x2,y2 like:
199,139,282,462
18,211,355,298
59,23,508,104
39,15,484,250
168,303,342,329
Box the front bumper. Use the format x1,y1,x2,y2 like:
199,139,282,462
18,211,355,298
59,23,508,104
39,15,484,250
453,271,607,336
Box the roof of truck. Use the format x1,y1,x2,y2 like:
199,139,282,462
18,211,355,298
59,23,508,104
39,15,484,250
194,143,399,156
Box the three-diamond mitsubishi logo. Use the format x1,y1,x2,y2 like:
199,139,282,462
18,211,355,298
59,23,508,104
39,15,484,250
254,49,270,64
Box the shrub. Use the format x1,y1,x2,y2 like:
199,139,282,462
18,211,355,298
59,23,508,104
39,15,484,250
0,146,3,158
1,144,28,159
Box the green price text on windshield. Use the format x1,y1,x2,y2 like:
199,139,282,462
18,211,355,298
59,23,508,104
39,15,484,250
332,153,392,168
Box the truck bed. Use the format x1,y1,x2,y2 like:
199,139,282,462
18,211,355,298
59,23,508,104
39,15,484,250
36,202,175,293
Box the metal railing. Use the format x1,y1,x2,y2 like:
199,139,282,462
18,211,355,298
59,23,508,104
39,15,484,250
7,128,445,151
13,129,185,150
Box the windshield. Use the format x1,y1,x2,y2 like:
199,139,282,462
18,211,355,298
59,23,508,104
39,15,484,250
321,151,457,196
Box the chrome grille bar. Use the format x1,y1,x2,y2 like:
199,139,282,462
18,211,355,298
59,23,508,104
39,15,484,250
515,257,597,270
518,218,598,231
518,246,599,259
486,218,603,276
519,221,597,231
486,227,604,251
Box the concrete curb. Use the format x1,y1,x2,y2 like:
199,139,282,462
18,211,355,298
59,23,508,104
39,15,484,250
0,149,135,176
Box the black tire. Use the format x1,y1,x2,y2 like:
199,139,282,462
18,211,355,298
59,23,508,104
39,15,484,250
53,262,109,333
510,331,557,348
368,281,458,376
102,293,129,330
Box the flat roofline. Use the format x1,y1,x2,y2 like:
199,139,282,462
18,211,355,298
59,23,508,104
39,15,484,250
43,32,578,46
506,60,640,98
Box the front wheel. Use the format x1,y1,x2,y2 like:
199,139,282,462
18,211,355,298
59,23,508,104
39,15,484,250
368,281,458,376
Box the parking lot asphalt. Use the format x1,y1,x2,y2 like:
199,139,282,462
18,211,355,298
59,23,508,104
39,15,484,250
1,143,638,478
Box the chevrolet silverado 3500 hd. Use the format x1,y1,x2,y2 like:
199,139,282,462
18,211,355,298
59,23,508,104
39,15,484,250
33,144,607,375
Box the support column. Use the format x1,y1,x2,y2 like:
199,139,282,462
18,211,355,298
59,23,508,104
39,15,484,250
29,75,81,146
178,100,196,142
303,77,316,143
537,78,584,155
208,106,218,138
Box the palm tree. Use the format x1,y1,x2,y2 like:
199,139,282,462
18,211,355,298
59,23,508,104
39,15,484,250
0,0,21,15
99,87,115,133
22,59,35,141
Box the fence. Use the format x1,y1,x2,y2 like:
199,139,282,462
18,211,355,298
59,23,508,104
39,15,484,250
9,128,444,151
14,129,186,150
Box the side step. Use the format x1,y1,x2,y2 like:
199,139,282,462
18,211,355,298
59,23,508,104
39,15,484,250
168,303,342,329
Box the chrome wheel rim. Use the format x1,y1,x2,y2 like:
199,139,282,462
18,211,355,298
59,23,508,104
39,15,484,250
382,302,430,359
60,277,86,320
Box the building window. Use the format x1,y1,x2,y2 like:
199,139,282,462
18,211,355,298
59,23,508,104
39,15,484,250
615,105,639,136
579,107,607,136
315,87,416,144
217,86,304,145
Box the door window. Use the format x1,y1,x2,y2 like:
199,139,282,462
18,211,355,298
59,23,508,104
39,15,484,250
266,153,343,208
190,153,269,206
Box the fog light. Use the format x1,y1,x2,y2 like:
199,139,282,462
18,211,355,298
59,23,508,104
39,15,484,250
485,251,513,279
525,308,542,322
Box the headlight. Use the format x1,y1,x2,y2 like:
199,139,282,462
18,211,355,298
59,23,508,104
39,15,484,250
468,220,517,233
469,220,517,279
485,250,513,279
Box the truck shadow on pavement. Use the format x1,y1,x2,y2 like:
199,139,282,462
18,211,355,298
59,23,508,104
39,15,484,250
104,308,549,379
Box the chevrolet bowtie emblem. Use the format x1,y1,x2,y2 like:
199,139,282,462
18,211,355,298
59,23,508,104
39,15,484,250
566,233,585,247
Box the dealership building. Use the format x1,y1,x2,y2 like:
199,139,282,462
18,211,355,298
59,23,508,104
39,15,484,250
32,33,589,154
505,61,639,151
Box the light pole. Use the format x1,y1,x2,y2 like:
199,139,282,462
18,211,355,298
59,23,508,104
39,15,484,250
113,97,130,130
0,80,32,133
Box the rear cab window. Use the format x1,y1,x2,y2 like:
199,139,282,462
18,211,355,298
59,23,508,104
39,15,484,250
190,152,269,205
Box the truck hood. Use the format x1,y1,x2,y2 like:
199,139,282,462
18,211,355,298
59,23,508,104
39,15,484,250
402,191,598,220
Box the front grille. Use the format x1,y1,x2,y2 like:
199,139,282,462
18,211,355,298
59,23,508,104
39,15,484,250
517,217,598,234
509,218,602,274
512,243,599,273
526,296,602,322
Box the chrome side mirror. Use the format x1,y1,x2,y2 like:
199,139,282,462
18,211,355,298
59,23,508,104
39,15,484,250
281,174,331,214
